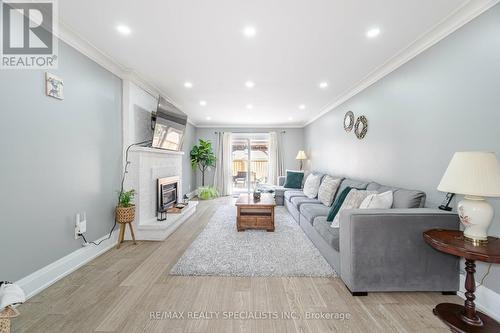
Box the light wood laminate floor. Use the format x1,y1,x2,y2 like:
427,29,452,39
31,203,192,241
15,198,460,332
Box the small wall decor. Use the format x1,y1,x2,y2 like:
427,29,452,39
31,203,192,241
354,115,368,139
45,72,64,100
343,111,354,132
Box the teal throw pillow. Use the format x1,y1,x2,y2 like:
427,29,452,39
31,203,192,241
326,187,352,222
283,171,304,189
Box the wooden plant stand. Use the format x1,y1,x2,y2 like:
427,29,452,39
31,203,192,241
117,221,137,249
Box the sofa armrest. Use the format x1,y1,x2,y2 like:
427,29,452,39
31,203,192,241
278,176,286,186
339,208,460,292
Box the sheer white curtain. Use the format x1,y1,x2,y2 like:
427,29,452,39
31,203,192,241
213,132,232,196
269,131,285,185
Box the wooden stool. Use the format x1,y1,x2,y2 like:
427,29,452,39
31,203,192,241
116,221,136,249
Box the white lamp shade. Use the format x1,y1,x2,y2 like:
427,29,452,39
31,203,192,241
437,152,500,197
296,150,307,160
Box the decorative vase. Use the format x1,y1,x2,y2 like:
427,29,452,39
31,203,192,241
253,191,261,200
115,205,136,224
458,196,493,244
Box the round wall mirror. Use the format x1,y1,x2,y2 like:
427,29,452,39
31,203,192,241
354,116,368,139
344,111,354,132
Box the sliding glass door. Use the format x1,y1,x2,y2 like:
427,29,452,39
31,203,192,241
231,133,270,194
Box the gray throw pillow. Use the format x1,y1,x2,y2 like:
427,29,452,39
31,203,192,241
318,176,342,206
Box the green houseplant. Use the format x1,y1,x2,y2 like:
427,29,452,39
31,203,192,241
190,139,216,187
116,189,135,224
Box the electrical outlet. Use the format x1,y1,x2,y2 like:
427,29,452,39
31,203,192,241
74,213,87,239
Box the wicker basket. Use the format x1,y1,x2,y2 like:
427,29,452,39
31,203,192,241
0,307,19,333
115,205,135,224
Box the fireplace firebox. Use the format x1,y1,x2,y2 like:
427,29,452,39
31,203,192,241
157,177,178,220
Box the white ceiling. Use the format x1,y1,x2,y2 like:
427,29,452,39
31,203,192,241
59,0,473,127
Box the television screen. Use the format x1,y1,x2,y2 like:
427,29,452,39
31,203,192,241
151,97,187,151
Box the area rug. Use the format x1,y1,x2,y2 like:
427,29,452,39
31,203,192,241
170,205,336,277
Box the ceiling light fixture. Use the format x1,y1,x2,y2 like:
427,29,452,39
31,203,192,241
245,81,255,88
288,117,294,121
243,26,256,38
116,25,131,35
206,116,212,120
319,82,328,89
184,81,193,88
366,27,381,38
200,100,207,106
298,104,306,110
246,104,253,109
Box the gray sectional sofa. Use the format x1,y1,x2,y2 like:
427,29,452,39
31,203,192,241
275,174,460,295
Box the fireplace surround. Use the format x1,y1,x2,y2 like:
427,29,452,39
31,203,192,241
123,146,197,240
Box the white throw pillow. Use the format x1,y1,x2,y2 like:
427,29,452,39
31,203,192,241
318,176,342,206
331,189,376,228
359,191,393,209
303,174,322,198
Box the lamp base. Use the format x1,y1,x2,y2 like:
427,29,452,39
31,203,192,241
458,196,493,245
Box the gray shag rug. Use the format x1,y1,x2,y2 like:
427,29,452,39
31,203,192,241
170,205,336,277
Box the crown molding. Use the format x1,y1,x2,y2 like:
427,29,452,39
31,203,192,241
195,123,305,129
304,0,500,127
55,20,183,114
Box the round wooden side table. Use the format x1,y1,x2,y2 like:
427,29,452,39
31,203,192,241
423,229,500,333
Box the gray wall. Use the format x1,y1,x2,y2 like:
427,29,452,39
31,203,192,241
194,127,304,187
304,4,500,293
181,122,197,195
0,41,122,281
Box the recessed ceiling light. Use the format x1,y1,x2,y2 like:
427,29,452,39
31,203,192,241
288,116,294,121
298,104,306,110
206,116,211,120
319,81,328,89
243,26,256,38
116,25,131,35
245,81,255,88
184,81,193,88
366,27,381,38
199,100,207,106
246,104,253,109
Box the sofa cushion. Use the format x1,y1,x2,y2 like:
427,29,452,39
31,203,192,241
331,189,377,227
283,170,304,189
284,190,306,202
291,196,321,209
303,174,322,198
313,216,340,251
300,203,330,225
326,186,352,222
360,190,393,209
318,176,343,206
336,178,369,201
366,182,426,208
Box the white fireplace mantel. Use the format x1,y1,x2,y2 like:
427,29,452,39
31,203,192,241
123,147,196,241
129,146,185,156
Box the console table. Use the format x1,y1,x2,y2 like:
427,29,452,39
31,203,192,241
423,229,500,333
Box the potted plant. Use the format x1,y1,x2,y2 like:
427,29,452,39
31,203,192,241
190,139,216,186
190,139,218,200
115,189,135,224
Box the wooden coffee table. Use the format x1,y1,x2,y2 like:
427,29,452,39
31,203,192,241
235,193,276,232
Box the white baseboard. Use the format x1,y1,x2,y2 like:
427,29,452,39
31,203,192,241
16,232,118,300
458,273,500,322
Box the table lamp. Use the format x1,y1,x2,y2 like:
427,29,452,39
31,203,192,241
437,152,500,245
296,150,307,170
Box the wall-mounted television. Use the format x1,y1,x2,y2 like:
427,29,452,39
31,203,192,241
151,97,187,151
